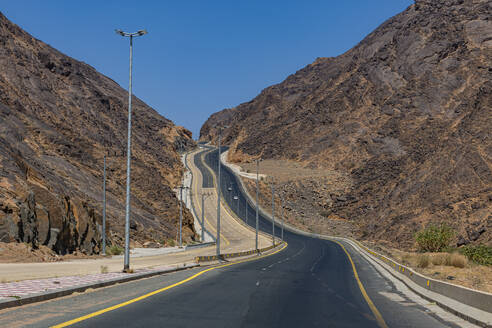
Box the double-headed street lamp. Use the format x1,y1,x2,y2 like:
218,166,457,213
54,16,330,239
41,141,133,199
102,155,107,255
280,195,285,242
245,198,248,226
116,28,147,272
255,159,261,252
270,179,276,247
215,126,229,259
201,192,212,242
178,185,190,247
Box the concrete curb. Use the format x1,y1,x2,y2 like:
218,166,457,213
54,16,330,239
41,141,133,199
195,243,283,263
185,241,215,250
0,263,199,311
219,147,492,326
338,238,492,328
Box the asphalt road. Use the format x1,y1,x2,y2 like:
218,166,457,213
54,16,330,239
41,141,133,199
0,147,460,328
194,148,214,188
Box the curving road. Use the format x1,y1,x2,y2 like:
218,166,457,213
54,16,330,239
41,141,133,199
0,147,462,328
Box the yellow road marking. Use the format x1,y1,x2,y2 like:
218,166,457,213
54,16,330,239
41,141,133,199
51,242,288,328
331,240,388,328
190,150,230,246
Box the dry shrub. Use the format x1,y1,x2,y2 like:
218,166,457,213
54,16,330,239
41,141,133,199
431,254,446,266
445,253,467,268
417,254,430,268
430,253,467,268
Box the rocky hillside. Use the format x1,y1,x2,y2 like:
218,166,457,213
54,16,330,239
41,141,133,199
0,12,196,255
201,0,492,248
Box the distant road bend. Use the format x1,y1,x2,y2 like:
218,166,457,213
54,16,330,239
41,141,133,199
6,147,466,328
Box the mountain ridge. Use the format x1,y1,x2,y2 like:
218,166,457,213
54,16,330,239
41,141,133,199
200,0,492,248
0,12,196,255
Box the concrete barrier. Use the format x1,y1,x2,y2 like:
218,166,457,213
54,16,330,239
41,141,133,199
195,243,282,263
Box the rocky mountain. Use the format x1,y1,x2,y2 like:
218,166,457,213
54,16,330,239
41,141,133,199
0,12,196,255
201,0,492,248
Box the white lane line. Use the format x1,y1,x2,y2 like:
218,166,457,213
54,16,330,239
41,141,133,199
256,281,260,286
310,245,326,273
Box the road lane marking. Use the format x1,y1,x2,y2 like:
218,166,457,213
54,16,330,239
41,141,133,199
330,240,388,328
310,245,325,273
51,242,288,328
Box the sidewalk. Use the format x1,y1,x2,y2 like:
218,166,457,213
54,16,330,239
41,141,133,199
0,262,198,310
0,263,190,301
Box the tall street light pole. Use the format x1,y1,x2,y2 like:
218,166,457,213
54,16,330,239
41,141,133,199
271,180,275,247
216,129,222,259
245,198,248,226
201,192,211,242
215,125,228,259
178,185,189,247
281,196,284,242
116,29,147,272
102,155,107,255
255,159,260,252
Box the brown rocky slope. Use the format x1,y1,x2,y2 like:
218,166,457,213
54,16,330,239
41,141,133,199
201,0,491,249
0,12,196,255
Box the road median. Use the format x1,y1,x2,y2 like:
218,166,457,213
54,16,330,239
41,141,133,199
195,242,284,263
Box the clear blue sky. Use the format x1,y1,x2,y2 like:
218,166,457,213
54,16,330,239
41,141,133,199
2,1,412,138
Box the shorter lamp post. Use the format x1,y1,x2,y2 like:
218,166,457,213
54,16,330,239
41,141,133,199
178,185,189,247
255,158,262,252
269,178,275,247
102,155,107,255
201,192,212,242
281,196,284,242
245,198,248,226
